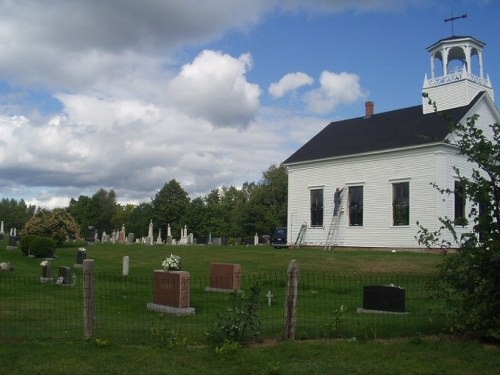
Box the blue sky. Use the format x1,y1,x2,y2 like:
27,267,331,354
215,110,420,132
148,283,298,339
0,0,498,209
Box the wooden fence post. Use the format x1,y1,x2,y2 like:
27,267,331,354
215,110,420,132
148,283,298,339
83,259,96,340
284,259,299,340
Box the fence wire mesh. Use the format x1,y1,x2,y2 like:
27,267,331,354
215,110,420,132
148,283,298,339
0,272,445,344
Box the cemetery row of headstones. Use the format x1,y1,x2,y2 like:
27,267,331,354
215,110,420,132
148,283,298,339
88,221,268,246
2,218,270,248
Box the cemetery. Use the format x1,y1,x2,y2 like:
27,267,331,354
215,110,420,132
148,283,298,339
0,232,447,345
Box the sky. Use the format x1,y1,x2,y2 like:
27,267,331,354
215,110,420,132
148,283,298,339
0,0,498,209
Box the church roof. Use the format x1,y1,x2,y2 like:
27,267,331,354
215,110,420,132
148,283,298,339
427,35,486,50
283,92,485,165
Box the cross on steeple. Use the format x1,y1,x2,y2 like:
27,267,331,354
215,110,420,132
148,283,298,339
444,13,467,36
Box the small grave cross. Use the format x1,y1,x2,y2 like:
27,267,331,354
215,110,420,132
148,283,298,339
266,290,274,306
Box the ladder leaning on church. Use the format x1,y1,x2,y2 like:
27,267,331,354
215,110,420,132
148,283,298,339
324,187,347,250
294,223,307,247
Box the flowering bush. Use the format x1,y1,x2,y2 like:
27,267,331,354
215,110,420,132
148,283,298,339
21,208,80,246
162,254,181,271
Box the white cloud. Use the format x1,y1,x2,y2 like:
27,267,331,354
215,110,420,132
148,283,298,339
168,50,261,127
0,88,318,208
269,72,314,98
0,0,423,209
304,71,366,114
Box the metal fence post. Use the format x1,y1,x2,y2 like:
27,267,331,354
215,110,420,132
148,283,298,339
284,259,299,340
83,259,96,340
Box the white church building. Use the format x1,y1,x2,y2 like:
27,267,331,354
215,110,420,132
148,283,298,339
283,35,499,249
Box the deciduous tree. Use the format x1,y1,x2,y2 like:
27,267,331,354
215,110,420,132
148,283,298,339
416,94,500,340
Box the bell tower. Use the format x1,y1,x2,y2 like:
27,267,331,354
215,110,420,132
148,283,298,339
422,36,494,114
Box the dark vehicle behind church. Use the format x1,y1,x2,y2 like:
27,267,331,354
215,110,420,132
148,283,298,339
271,227,288,248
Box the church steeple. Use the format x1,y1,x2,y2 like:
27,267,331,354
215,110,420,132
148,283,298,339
422,36,494,114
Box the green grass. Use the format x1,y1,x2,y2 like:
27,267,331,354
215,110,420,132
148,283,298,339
1,239,446,344
2,239,498,373
2,238,443,276
0,336,499,375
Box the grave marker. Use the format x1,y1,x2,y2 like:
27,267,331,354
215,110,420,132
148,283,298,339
362,285,406,313
206,263,241,292
147,270,195,315
58,266,75,286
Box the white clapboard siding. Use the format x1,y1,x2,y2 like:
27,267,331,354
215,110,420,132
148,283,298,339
287,143,476,248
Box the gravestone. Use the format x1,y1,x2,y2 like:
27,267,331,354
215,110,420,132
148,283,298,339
119,225,126,245
123,256,129,276
147,270,195,315
40,263,53,283
363,285,406,313
86,226,96,243
127,233,135,244
156,229,162,245
74,249,87,268
206,263,241,292
57,266,75,286
8,235,18,247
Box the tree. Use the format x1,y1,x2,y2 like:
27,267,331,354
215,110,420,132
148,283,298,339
67,195,95,237
127,202,154,238
416,94,500,341
0,198,36,232
21,208,80,246
183,197,208,236
247,164,288,236
67,188,118,236
152,179,190,238
111,203,136,234
92,189,118,233
204,188,224,236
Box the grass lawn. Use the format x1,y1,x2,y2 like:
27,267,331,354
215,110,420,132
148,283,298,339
0,336,499,374
1,240,444,276
2,241,446,343
2,240,498,373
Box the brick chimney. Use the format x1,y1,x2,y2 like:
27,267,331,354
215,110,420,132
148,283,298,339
365,101,374,117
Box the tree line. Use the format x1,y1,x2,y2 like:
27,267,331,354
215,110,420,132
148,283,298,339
0,164,287,240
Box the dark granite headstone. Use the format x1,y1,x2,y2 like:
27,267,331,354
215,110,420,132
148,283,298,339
86,226,96,242
363,285,406,312
76,250,86,264
58,266,74,285
8,236,18,247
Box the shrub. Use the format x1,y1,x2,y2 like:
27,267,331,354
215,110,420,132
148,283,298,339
21,208,80,246
206,283,262,345
19,235,41,256
30,237,57,258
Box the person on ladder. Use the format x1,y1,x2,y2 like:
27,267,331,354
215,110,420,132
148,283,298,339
333,187,345,216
